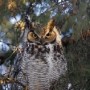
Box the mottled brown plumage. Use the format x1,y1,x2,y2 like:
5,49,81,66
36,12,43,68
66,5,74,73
16,19,67,90
27,19,62,46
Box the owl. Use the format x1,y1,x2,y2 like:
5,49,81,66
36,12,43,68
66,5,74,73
27,19,62,46
16,19,67,90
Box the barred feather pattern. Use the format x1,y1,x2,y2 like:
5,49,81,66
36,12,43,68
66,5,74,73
17,42,67,90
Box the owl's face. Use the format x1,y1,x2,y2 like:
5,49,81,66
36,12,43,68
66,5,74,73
27,28,57,44
27,19,62,46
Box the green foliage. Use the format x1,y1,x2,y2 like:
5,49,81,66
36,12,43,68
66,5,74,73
0,0,90,89
65,37,90,90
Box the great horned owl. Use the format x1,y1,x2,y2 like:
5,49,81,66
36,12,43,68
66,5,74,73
16,19,67,90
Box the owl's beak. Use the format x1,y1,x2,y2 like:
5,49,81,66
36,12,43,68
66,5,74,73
39,37,44,44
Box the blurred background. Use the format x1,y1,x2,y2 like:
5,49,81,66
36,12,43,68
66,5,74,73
0,0,90,90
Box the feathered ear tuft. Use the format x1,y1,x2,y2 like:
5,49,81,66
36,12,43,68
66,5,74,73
40,19,55,38
47,19,55,32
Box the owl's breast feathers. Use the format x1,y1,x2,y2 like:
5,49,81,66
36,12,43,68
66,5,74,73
18,43,66,90
17,19,66,90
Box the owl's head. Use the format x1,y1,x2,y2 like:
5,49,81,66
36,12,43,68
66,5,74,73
27,19,62,46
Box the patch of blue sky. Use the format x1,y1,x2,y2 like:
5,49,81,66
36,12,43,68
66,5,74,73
9,0,62,24
58,0,62,3
0,32,5,38
9,14,21,24
0,41,10,54
34,1,50,16
50,8,58,18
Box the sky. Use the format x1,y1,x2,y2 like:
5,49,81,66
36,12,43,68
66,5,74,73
10,14,21,24
9,0,62,24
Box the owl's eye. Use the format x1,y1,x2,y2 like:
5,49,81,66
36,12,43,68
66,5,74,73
32,33,37,38
27,32,39,42
46,33,50,36
44,31,56,43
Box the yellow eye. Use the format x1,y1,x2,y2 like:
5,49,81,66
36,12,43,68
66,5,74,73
32,33,37,38
46,33,50,36
27,32,38,42
44,31,56,43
